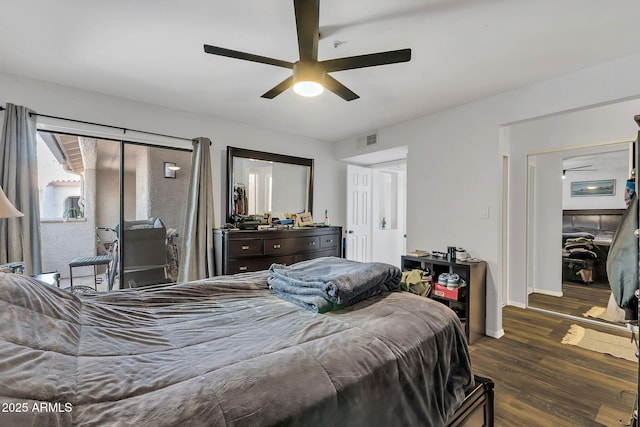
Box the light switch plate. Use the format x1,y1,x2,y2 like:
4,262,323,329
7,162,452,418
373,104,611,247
480,206,490,219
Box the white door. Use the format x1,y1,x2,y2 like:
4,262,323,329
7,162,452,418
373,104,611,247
346,165,372,262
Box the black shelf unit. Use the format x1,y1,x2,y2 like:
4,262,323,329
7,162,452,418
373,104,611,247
401,255,487,344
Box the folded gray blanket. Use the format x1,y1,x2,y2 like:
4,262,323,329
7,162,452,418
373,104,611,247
268,257,401,312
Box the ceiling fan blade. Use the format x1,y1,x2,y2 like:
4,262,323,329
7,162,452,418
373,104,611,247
320,48,412,72
566,164,594,170
261,76,295,99
323,74,359,101
294,0,319,61
204,45,294,69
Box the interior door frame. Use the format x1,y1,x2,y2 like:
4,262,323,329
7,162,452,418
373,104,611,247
501,154,510,306
523,137,635,331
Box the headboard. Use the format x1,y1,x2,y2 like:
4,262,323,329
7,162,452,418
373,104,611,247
562,209,625,232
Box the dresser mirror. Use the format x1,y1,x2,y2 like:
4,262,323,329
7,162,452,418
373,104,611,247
226,146,314,224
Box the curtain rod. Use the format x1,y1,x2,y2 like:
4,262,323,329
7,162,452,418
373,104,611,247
0,105,193,142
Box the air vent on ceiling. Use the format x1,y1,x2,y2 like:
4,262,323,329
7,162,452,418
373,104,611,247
366,134,378,146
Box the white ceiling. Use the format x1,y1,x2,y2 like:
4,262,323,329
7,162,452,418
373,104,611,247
2,0,640,142
343,146,408,166
563,145,631,173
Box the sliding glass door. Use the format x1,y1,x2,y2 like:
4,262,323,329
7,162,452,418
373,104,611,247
37,131,191,290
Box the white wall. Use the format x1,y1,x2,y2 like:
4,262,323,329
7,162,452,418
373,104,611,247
0,71,346,233
530,154,564,296
41,183,80,218
562,167,629,210
334,53,640,339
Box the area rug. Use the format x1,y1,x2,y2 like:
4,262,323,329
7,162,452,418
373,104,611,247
583,299,626,324
561,324,637,362
583,306,614,322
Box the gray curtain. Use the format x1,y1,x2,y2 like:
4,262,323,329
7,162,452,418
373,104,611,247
0,103,42,275
179,137,215,282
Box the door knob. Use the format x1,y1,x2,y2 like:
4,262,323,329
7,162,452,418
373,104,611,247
348,230,354,234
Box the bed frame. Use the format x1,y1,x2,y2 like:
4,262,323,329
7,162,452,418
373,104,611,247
447,375,495,427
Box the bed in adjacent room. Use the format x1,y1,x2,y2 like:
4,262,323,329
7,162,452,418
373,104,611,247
0,258,490,426
562,208,625,284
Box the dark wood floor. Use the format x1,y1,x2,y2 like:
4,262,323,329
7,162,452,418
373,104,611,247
469,306,637,426
528,282,617,324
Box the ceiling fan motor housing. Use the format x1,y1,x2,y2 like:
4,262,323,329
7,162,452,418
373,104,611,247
293,61,326,85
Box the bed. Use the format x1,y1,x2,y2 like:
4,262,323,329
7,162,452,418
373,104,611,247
0,262,486,426
562,209,625,284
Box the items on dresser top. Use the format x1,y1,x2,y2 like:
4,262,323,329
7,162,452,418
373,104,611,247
408,247,473,262
214,226,342,275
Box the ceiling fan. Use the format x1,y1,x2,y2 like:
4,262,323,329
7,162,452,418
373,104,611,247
203,0,411,101
564,165,597,172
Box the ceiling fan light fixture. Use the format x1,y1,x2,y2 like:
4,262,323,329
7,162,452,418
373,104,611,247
293,80,324,97
292,62,325,97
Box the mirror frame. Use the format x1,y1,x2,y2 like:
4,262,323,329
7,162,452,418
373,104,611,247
226,146,314,224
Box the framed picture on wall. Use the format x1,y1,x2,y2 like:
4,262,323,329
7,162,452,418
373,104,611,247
570,179,616,197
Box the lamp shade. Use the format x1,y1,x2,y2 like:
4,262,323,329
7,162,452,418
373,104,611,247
0,187,23,218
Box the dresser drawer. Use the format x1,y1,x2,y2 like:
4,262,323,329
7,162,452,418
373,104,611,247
294,248,339,263
229,239,263,257
228,256,294,274
264,237,319,254
296,236,320,252
214,227,343,276
319,234,339,249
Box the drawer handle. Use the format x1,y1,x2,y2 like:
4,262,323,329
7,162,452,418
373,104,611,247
273,244,281,249
239,266,248,271
326,239,333,243
241,245,250,250
309,241,316,246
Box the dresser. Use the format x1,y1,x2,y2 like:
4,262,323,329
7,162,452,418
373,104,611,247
214,226,343,275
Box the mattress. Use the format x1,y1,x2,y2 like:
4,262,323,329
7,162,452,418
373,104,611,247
0,270,473,426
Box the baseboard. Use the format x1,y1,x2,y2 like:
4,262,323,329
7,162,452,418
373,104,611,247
485,328,505,339
532,289,563,297
507,301,526,309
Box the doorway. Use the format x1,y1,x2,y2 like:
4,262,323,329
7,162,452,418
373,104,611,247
343,147,407,267
525,141,633,328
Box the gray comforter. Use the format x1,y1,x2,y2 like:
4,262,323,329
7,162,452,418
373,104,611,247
0,270,473,427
